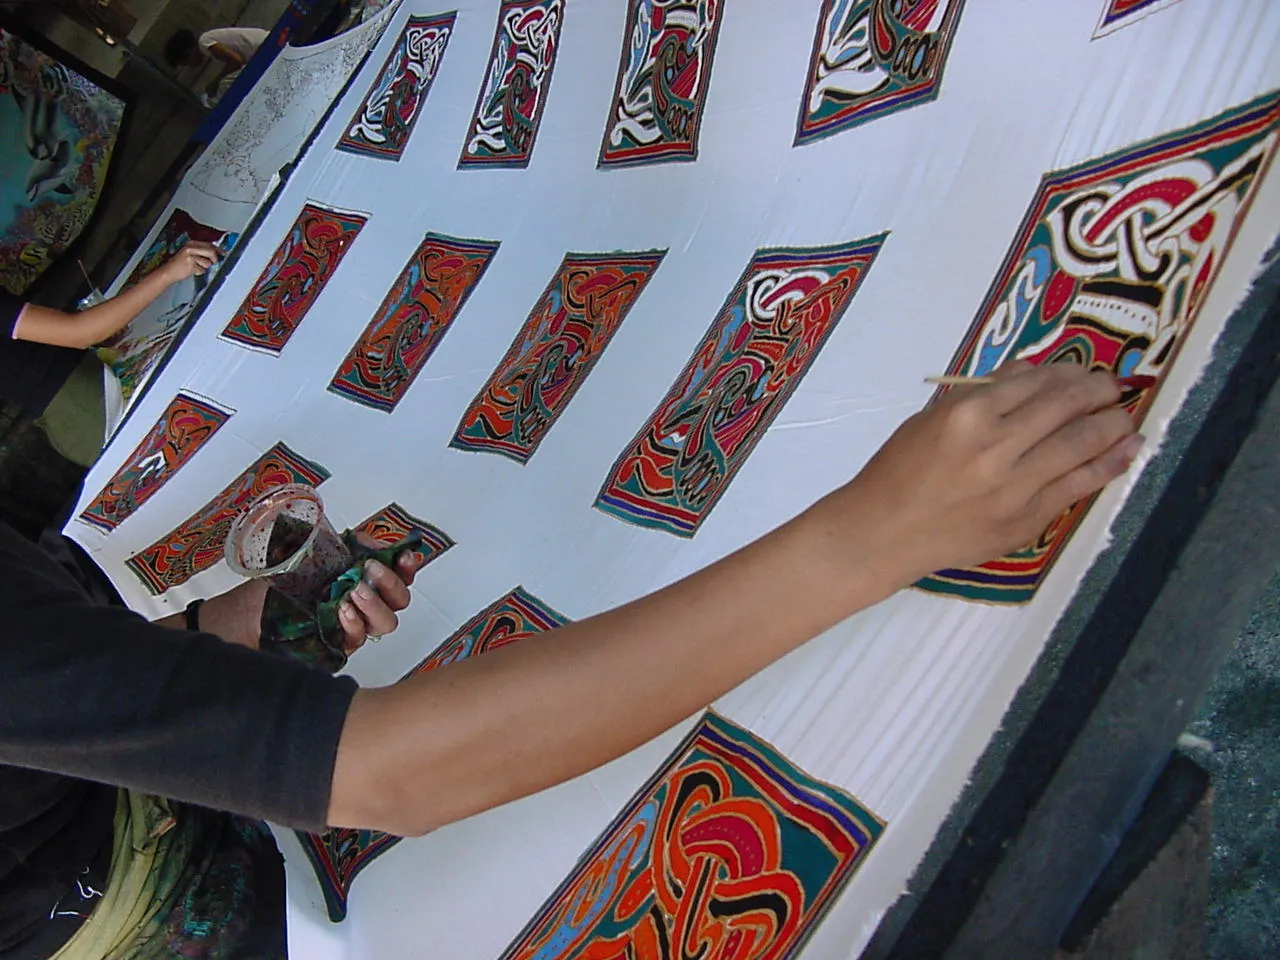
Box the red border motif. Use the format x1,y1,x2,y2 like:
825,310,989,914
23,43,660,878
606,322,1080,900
450,250,665,463
221,202,366,355
328,233,499,412
598,0,724,168
79,392,233,533
125,442,330,594
917,91,1280,603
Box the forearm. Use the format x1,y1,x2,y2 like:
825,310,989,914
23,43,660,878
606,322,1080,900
155,580,268,649
75,270,176,344
16,268,176,349
331,492,899,836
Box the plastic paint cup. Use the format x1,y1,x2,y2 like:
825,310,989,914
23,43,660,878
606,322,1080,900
225,484,352,608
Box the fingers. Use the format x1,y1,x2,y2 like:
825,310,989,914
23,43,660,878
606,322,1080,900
336,552,425,655
346,575,400,637
181,241,220,274
1001,365,1122,446
1037,432,1145,517
338,601,366,652
939,359,1038,409
395,549,425,586
364,559,412,610
1019,404,1136,487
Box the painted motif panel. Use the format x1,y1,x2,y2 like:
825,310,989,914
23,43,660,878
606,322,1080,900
795,0,966,145
500,711,884,960
459,0,564,168
79,392,233,533
125,443,330,594
336,12,456,160
297,586,567,921
918,91,1280,604
328,233,499,411
598,0,724,168
221,202,365,354
451,250,665,463
596,235,886,536
1094,0,1186,37
352,502,455,562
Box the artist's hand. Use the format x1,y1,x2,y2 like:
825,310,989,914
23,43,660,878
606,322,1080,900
816,361,1144,591
335,547,427,654
181,547,424,652
160,241,220,283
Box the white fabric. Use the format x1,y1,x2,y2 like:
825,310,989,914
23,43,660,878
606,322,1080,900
198,26,269,63
68,0,1280,957
99,5,400,434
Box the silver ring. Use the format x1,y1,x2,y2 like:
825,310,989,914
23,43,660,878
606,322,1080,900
367,633,382,643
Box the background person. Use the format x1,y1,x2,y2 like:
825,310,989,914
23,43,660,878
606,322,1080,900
164,27,269,102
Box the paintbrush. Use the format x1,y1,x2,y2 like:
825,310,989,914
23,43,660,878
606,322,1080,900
926,373,1158,391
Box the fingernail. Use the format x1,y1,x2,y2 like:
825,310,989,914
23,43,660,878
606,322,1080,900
339,601,356,621
363,559,384,583
412,551,425,566
1117,433,1145,467
355,582,374,601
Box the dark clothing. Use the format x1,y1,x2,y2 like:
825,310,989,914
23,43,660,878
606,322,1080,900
0,293,84,418
0,522,356,955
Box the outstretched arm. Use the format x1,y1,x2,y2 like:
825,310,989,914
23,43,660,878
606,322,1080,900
329,362,1144,836
14,242,220,349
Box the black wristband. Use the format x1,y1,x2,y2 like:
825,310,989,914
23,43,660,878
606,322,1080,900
184,598,204,633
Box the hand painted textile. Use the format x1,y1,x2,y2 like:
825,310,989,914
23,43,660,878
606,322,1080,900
596,235,886,536
336,12,456,160
125,442,330,594
598,0,724,167
296,586,568,921
451,250,664,463
459,0,564,168
221,202,365,354
329,233,499,411
352,502,454,560
78,392,232,533
795,0,966,145
0,29,127,294
499,711,884,960
918,90,1280,604
1094,0,1186,37
97,210,236,406
119,210,228,290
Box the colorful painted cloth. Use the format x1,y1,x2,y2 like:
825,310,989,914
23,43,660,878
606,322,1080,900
47,793,285,960
260,530,426,673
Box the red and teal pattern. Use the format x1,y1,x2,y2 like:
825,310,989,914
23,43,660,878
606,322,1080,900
459,0,564,168
918,90,1280,604
79,392,233,533
450,250,665,463
221,203,365,354
328,233,499,411
795,0,966,146
499,711,884,960
296,586,567,921
336,12,456,160
351,502,454,561
596,236,886,537
598,0,724,168
125,442,330,594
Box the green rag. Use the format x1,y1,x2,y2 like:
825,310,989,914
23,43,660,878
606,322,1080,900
259,530,424,673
